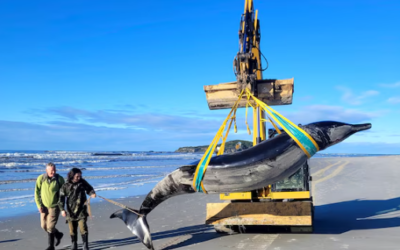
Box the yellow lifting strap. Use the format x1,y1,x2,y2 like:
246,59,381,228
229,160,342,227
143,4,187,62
192,90,245,193
192,89,320,193
245,89,319,158
268,117,282,134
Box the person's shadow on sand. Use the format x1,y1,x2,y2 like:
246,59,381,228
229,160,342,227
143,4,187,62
314,197,400,234
59,224,223,250
0,239,20,244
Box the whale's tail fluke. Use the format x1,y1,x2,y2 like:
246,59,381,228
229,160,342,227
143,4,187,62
110,209,154,250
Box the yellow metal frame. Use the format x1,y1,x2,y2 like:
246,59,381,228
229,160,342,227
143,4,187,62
218,0,310,203
205,0,313,229
220,190,311,200
220,192,252,200
268,191,310,199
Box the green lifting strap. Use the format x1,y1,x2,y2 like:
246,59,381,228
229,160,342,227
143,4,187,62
246,89,319,158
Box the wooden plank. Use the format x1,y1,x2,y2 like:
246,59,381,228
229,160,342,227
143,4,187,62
204,78,294,110
207,215,312,226
206,202,312,226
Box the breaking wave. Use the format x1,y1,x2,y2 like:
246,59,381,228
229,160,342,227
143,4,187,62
0,174,162,185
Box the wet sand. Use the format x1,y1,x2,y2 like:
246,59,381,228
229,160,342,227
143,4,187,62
1,156,400,250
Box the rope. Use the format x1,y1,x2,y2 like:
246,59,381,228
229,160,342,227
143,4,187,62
217,109,238,155
87,197,92,219
86,195,143,218
245,94,252,135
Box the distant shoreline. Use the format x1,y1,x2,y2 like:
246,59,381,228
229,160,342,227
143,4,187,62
175,140,253,153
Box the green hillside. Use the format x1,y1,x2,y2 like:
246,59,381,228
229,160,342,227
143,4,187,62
175,140,253,153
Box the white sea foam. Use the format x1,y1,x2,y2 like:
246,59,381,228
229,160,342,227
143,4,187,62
82,165,180,171
0,195,34,202
0,173,162,186
0,151,199,212
0,159,110,168
95,186,127,191
3,165,180,174
0,152,201,170
0,188,33,192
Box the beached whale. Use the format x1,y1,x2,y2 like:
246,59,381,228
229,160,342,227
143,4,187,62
110,121,371,249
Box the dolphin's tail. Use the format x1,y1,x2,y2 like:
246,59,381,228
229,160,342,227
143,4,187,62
110,209,154,250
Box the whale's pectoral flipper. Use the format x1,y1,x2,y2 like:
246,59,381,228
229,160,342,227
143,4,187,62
110,209,154,250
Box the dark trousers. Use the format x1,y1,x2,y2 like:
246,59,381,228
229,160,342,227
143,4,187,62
68,218,88,236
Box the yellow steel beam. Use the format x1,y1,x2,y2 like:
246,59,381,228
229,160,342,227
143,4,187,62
220,191,311,200
253,106,257,146
248,0,253,13
253,10,258,42
220,192,252,200
268,191,311,200
259,108,265,141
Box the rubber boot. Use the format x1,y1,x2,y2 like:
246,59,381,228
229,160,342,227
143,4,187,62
54,229,64,246
81,233,89,250
71,235,78,250
45,232,55,250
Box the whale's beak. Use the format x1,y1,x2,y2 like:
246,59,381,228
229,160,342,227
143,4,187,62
352,123,372,132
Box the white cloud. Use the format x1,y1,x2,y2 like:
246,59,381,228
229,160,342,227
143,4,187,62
336,86,379,105
1,119,396,153
32,106,227,134
282,105,380,125
380,82,400,88
4,104,384,151
387,97,400,104
0,120,220,151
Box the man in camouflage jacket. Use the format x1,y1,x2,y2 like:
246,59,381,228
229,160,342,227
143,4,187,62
58,168,96,250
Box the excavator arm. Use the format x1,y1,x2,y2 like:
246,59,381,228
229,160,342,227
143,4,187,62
204,0,294,110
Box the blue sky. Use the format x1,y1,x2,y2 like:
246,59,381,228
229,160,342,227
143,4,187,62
0,0,399,153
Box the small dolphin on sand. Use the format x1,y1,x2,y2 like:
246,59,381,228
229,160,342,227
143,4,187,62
110,121,371,250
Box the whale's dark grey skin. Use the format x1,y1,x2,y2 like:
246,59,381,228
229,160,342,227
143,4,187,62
111,121,371,249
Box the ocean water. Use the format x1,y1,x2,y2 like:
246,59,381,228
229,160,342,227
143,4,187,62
0,150,203,218
0,150,396,218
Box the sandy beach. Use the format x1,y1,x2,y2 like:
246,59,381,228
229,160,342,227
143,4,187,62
1,156,400,250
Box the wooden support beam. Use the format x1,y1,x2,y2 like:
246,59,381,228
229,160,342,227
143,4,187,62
204,78,294,110
206,201,312,226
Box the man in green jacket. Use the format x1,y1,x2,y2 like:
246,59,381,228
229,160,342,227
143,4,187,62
35,162,65,250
